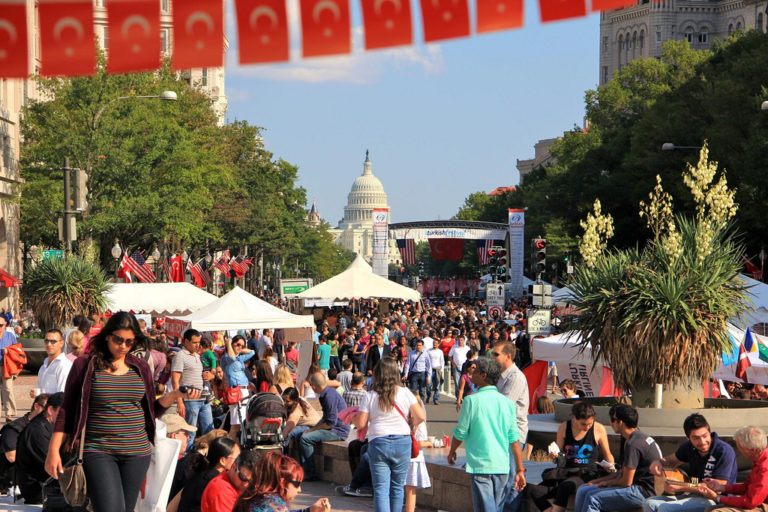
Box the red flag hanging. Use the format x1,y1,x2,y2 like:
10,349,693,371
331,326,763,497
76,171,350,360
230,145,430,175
38,0,95,76
538,0,586,22
360,0,413,50
172,0,224,70
476,0,523,33
419,0,470,42
300,0,351,57
0,1,29,78
591,0,634,11
522,360,549,414
235,0,290,63
735,342,752,383
428,238,464,260
106,0,161,73
170,254,185,282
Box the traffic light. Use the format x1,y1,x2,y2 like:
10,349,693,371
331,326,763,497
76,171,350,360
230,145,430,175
418,262,424,275
532,238,547,275
496,248,507,276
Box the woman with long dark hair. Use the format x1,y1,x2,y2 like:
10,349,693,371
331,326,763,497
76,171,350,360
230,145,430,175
353,358,426,512
250,359,279,394
45,312,200,512
234,451,328,512
171,436,239,512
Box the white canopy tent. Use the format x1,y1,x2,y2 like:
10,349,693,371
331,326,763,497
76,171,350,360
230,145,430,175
171,286,315,331
296,254,421,302
104,283,217,316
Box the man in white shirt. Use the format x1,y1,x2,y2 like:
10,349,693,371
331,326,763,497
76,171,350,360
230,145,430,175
34,329,72,394
448,337,470,397
426,337,445,405
258,329,273,359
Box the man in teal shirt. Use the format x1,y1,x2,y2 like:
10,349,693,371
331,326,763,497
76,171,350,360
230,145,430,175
448,357,526,512
317,336,331,374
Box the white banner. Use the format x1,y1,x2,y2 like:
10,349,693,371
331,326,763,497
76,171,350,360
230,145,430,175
389,227,508,240
372,208,389,278
555,362,603,397
508,209,525,296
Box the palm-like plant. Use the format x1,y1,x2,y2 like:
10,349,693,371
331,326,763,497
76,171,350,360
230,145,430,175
22,257,112,331
564,144,749,408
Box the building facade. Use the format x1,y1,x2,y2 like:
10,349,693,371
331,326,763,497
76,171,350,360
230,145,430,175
599,0,768,85
516,137,559,182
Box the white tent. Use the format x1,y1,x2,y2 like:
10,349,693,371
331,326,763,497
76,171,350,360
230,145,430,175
171,286,315,331
731,274,768,330
296,254,421,302
104,283,217,316
552,286,575,303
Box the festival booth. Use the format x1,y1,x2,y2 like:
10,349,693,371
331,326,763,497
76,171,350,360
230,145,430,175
296,254,421,302
104,282,217,315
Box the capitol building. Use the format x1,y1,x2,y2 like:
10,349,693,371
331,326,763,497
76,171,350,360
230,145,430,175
327,152,401,266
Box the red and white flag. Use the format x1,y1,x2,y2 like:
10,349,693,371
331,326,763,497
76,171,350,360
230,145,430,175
591,0,634,11
396,239,416,265
236,0,290,63
172,0,224,70
360,0,413,50
300,0,351,57
476,239,494,265
538,0,586,22
736,342,752,382
106,0,161,73
744,256,762,281
0,1,29,78
122,250,156,283
419,0,470,42
170,254,185,282
39,0,95,76
213,249,233,277
476,0,523,33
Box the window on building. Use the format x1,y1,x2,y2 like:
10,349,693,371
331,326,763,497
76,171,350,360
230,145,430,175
602,66,609,84
103,26,109,49
161,0,169,11
736,21,742,30
202,68,208,86
684,27,694,43
2,136,10,170
639,30,644,48
603,36,608,52
671,25,676,38
161,29,169,54
758,13,764,32
698,28,708,44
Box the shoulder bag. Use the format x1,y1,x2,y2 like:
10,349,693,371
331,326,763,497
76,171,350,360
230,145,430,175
60,425,87,506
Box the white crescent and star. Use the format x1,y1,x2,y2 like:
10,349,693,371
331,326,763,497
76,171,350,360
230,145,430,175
121,15,151,53
53,17,85,57
312,0,342,38
0,18,17,60
185,11,215,51
373,0,401,29
433,240,447,256
430,0,460,21
249,6,279,44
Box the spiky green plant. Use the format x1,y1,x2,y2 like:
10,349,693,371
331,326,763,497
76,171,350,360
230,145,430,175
22,257,112,331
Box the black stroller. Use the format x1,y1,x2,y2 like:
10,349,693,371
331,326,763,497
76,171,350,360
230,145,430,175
236,392,287,453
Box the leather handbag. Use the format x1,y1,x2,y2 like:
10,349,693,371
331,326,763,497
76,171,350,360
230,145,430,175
60,426,87,506
222,386,243,406
393,403,419,458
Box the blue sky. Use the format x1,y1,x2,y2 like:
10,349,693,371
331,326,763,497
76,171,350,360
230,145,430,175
224,0,600,225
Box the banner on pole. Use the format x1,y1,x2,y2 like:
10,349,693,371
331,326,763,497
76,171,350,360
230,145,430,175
508,209,524,297
372,208,389,278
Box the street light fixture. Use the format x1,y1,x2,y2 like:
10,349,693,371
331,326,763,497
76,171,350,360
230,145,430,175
661,143,702,151
761,101,768,111
111,239,122,279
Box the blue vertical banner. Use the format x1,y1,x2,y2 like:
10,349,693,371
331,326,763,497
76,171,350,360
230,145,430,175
372,208,389,278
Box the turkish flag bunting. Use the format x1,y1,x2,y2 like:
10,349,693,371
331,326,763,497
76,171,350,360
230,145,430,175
236,0,290,63
538,0,586,22
107,0,161,73
477,0,523,33
419,0,470,42
38,0,95,76
591,0,634,11
522,360,549,414
428,238,464,261
172,0,224,70
0,1,28,78
170,254,185,283
300,0,351,57
360,0,413,50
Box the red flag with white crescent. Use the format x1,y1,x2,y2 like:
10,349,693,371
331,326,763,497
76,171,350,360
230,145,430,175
106,0,160,73
538,0,586,22
476,0,523,33
0,1,29,78
591,0,634,11
172,0,224,70
360,0,413,50
419,0,470,42
235,0,290,63
39,0,95,76
300,0,351,57
428,238,464,260
170,254,184,282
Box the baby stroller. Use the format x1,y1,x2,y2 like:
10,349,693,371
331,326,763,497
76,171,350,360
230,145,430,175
238,392,287,454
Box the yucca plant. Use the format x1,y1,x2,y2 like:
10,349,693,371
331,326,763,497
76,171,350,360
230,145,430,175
22,256,112,331
563,144,749,408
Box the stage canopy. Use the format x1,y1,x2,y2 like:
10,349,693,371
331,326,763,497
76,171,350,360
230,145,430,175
104,283,217,316
296,254,421,302
171,286,315,331
388,220,508,241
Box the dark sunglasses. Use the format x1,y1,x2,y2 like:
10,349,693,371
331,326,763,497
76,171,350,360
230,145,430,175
491,352,501,357
43,338,60,344
109,334,136,347
289,480,302,487
0,323,7,327
237,470,251,483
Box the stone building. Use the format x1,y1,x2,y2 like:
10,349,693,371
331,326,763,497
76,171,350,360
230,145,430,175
516,137,559,182
599,0,768,85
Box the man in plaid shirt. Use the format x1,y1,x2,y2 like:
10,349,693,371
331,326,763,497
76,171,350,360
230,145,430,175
343,373,367,408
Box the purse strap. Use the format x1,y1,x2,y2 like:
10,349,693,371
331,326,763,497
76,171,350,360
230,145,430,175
76,424,86,464
392,403,412,432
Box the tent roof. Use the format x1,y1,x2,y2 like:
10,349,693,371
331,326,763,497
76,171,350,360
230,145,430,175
171,286,314,331
104,283,217,316
297,254,420,302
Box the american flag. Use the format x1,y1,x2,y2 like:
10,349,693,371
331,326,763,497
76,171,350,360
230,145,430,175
213,249,232,277
230,256,250,278
477,239,494,265
162,254,172,282
122,250,156,283
396,239,415,265
196,258,212,286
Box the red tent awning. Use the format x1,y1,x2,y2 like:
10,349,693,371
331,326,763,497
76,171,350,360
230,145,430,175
0,267,20,288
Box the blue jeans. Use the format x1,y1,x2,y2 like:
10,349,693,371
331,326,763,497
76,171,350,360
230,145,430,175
183,399,213,450
643,494,716,512
575,484,646,512
407,371,428,404
368,435,411,512
427,368,442,402
299,429,342,480
470,473,509,512
350,444,372,490
452,365,462,395
284,425,310,447
330,355,342,372
501,445,524,512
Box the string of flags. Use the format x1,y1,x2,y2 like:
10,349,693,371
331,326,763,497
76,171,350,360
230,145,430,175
118,248,254,287
0,0,637,79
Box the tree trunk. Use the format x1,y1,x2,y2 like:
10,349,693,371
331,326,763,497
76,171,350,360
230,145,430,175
632,376,704,409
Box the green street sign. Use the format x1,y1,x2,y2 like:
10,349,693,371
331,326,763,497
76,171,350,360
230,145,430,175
282,285,308,294
42,250,64,261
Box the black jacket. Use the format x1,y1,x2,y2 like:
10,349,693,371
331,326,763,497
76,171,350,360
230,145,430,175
366,344,392,373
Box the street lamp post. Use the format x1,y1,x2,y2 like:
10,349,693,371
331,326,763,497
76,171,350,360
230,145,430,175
152,244,161,280
111,239,122,280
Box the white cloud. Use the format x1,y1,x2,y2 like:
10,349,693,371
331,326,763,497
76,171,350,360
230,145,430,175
225,0,444,84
